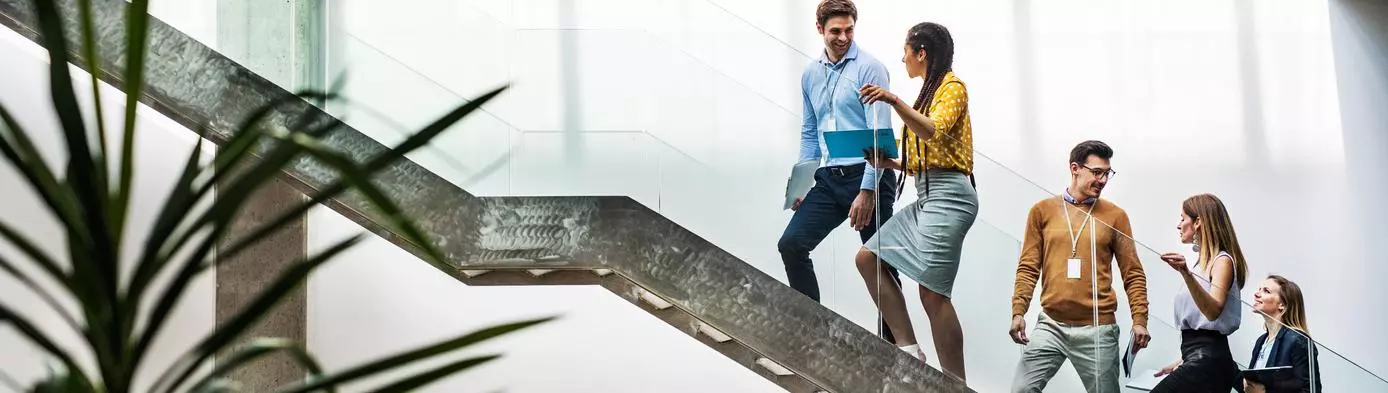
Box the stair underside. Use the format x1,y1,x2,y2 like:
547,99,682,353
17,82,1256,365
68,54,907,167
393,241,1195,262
0,1,973,392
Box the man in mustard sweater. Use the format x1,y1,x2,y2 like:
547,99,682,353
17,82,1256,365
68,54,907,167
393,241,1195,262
1008,140,1151,393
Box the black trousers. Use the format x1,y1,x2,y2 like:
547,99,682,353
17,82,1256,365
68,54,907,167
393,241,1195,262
777,164,899,340
1152,329,1240,393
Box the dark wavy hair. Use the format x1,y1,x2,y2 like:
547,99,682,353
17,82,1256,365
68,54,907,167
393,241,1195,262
896,22,955,195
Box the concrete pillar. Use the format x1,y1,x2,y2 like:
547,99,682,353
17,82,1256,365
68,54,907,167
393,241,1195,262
214,0,324,390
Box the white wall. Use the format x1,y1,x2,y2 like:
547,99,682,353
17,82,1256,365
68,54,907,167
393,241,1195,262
1327,0,1388,386
148,0,218,48
0,27,215,391
320,0,1387,391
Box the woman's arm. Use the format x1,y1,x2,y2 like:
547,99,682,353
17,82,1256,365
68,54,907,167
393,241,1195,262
1181,254,1234,321
888,98,936,140
859,82,967,141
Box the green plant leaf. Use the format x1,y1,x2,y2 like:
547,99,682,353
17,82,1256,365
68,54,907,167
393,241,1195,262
27,369,98,393
222,85,508,273
362,85,507,173
32,0,113,270
0,104,87,252
122,131,204,336
0,254,80,332
154,235,363,393
128,91,332,308
273,317,553,393
290,134,439,262
364,355,501,393
128,214,227,380
218,133,446,271
113,0,154,250
0,221,66,291
0,302,90,385
134,123,343,353
75,0,110,207
132,118,344,369
207,91,335,177
188,338,328,393
30,4,121,380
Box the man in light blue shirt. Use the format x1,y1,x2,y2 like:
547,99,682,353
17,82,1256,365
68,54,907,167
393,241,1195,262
777,0,899,337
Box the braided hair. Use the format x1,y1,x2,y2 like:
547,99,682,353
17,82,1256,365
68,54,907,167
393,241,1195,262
897,22,955,195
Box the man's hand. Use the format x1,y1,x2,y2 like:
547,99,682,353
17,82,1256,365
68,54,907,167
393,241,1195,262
863,148,903,170
791,198,803,211
1244,379,1266,393
1132,324,1151,349
1009,315,1029,345
848,190,875,230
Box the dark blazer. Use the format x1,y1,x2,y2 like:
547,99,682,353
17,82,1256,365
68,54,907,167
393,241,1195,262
1241,327,1323,393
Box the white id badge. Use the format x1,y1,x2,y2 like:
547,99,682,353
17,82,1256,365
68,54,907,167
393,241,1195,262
1067,258,1082,279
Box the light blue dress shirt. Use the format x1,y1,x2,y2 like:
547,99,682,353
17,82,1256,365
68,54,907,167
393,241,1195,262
799,41,894,191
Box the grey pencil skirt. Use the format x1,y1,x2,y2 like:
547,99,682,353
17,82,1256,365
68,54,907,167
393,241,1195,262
865,169,978,298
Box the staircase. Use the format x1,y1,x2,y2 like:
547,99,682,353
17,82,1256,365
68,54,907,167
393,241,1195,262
0,0,972,391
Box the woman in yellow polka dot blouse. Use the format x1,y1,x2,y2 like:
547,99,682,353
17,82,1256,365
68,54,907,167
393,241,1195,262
855,21,979,382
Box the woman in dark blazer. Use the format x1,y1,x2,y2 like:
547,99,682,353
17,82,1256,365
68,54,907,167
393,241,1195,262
1242,275,1321,393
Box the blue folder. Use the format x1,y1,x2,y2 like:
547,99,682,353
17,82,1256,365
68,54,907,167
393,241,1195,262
823,128,899,159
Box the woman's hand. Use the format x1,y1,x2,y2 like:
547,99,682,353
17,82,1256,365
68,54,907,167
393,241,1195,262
1154,359,1182,377
1159,252,1190,274
863,148,902,170
859,84,899,106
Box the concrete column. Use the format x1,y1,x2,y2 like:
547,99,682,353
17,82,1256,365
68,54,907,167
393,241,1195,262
214,0,324,390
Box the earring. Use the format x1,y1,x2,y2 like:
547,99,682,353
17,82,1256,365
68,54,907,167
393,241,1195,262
1191,233,1201,253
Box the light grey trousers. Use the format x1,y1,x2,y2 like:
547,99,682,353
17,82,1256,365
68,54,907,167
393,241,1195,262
1011,313,1122,393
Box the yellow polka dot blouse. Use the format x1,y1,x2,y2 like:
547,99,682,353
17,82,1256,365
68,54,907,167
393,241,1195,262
902,71,973,175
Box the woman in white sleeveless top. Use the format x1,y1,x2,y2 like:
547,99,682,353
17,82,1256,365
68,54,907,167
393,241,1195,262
1151,193,1249,392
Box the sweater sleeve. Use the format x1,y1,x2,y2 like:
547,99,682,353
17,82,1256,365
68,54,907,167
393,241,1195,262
1112,209,1149,327
1012,202,1046,317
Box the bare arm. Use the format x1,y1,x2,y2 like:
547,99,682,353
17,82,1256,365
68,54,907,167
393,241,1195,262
858,81,966,142
889,98,936,140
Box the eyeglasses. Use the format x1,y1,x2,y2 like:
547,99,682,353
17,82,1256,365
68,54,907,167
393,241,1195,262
1082,164,1117,180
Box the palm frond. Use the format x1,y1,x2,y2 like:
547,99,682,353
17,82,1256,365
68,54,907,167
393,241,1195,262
120,130,205,339
273,318,554,393
363,355,501,393
0,221,69,293
0,254,80,332
5,1,546,392
75,0,110,211
187,338,328,393
127,91,333,306
112,0,153,247
0,302,90,385
155,235,363,393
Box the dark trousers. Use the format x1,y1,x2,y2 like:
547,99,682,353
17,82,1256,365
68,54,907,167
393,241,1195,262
778,164,898,338
1152,329,1240,393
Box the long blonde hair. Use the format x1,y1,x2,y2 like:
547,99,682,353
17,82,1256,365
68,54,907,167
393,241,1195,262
1268,274,1311,335
1182,194,1248,289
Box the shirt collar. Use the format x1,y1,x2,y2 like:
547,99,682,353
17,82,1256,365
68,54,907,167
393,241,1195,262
820,41,860,67
1063,188,1097,205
